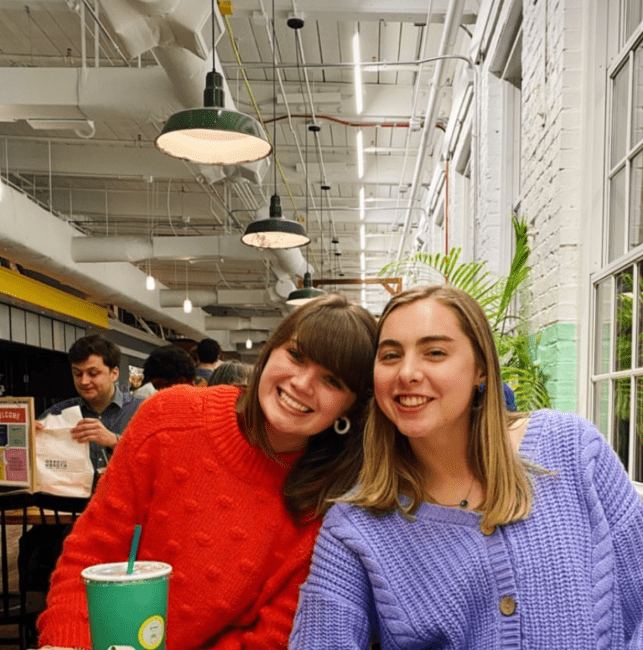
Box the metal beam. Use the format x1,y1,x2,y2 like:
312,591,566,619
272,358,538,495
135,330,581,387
312,277,403,295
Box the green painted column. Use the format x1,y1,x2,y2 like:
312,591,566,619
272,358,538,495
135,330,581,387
532,323,577,412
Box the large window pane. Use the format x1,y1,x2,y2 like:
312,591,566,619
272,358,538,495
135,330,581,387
612,60,630,168
595,279,612,374
625,2,643,46
615,268,634,371
593,379,610,437
633,40,643,148
636,377,643,481
638,263,643,368
614,377,631,469
609,167,627,262
595,16,643,484
630,150,643,249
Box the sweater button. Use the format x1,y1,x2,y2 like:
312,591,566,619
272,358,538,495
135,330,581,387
499,596,516,616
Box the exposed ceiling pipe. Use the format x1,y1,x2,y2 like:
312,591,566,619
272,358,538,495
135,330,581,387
286,11,325,226
283,2,344,269
78,0,132,66
254,0,331,248
388,0,435,245
396,0,466,261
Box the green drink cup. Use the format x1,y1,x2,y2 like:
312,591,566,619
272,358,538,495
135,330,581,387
81,561,172,650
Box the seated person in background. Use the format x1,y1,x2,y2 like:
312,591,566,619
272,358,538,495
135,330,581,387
133,345,197,398
207,359,251,387
37,334,143,475
22,334,144,631
194,338,222,383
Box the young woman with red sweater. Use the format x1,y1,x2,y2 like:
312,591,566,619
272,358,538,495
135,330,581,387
37,293,377,650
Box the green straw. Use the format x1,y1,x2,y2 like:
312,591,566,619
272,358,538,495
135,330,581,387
127,524,142,574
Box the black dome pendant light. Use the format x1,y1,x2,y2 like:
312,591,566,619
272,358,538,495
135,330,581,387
287,124,326,305
241,0,310,249
287,20,325,306
155,0,271,166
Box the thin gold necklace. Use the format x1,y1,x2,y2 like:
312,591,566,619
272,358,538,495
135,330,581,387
426,475,476,509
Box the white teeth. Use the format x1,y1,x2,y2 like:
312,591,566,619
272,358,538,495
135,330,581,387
278,389,311,413
398,395,429,407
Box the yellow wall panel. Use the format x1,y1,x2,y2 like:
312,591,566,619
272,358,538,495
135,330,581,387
0,267,108,329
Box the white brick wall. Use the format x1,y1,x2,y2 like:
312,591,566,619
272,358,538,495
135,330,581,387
437,0,606,411
519,0,583,333
472,70,504,276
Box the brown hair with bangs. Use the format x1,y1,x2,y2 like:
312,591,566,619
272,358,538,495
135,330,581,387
343,284,535,535
237,293,377,522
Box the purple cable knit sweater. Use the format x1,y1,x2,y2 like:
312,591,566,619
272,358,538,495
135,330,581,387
289,410,643,649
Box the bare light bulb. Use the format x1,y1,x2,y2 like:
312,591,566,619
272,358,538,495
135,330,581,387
245,338,252,350
146,274,156,291
183,297,193,314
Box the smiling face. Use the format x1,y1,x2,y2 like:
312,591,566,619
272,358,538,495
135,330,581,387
71,354,119,413
258,341,357,452
374,298,483,444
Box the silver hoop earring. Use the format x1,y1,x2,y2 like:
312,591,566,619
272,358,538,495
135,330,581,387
333,416,351,435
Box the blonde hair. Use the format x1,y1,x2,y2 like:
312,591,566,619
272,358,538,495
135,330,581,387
237,293,377,522
344,284,534,534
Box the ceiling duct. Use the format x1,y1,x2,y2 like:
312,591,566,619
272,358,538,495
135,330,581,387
229,330,269,345
160,289,281,308
96,0,211,61
0,181,208,340
199,158,271,186
72,235,308,301
396,0,467,260
204,316,283,331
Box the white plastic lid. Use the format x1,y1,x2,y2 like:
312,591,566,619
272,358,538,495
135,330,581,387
81,561,172,583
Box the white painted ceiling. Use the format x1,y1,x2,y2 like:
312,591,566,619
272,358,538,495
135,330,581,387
0,0,481,351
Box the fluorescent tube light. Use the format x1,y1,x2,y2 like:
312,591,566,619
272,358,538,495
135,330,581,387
352,31,363,115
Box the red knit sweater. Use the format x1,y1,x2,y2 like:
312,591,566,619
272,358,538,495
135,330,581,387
37,384,322,650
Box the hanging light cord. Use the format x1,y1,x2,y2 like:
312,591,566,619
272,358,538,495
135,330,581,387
303,71,309,271
295,28,319,271
210,0,216,75
223,16,269,136
272,0,278,197
222,11,300,220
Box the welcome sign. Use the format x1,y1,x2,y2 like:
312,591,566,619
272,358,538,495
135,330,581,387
0,397,37,491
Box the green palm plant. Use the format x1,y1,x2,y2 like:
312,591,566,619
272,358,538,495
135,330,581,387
380,215,551,411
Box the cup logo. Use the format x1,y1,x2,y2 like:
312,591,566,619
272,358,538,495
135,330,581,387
138,615,165,650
